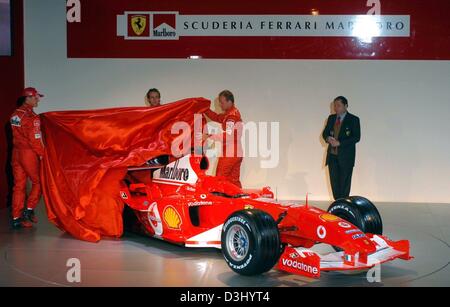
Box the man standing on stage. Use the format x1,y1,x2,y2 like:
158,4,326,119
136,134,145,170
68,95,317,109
10,87,45,228
322,96,361,200
203,90,243,188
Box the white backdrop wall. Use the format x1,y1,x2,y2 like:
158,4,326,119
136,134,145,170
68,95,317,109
24,0,450,203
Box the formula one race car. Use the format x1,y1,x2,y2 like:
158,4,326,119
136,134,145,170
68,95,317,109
119,154,412,278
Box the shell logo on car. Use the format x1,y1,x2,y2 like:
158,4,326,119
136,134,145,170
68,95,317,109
163,206,182,229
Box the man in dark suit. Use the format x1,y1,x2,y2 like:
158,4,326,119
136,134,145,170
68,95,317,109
322,96,361,200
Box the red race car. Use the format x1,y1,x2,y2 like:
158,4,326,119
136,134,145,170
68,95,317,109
119,154,412,278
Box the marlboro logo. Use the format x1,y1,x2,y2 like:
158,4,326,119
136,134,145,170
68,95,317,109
153,13,176,38
158,160,190,182
152,155,199,185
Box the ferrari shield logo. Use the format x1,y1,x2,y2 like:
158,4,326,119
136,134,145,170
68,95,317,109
131,15,147,36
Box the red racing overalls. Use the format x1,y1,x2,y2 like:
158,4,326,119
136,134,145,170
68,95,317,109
205,106,243,188
10,104,44,219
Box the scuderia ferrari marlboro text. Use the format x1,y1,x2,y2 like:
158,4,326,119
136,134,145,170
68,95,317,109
179,291,270,304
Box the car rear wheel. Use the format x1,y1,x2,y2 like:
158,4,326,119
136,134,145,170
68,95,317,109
221,209,281,276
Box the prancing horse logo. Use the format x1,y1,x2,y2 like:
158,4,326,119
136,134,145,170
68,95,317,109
131,15,147,35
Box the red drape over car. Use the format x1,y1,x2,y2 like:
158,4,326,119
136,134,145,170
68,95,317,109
39,98,210,242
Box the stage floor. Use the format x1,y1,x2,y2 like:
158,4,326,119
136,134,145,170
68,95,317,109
0,200,449,287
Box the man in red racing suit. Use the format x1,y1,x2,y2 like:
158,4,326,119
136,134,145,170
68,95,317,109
10,87,45,228
203,90,243,188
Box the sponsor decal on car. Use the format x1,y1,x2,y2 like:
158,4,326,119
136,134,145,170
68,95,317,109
280,258,319,275
153,155,199,185
316,225,327,239
228,254,253,270
308,208,322,213
338,221,352,228
289,252,299,259
244,204,254,209
163,206,182,230
345,229,361,234
352,233,366,240
259,194,273,198
319,213,340,222
120,191,128,199
223,216,251,232
188,201,213,207
278,247,320,278
159,160,189,181
147,202,163,236
177,185,196,193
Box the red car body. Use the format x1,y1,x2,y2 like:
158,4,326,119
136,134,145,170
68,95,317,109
119,154,411,278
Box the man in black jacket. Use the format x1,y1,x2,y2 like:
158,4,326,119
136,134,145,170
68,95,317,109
322,96,361,200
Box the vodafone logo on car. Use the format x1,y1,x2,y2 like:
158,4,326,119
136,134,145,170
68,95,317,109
278,247,321,278
317,225,327,239
280,258,319,276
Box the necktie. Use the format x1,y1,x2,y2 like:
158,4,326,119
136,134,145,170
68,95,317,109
331,116,341,155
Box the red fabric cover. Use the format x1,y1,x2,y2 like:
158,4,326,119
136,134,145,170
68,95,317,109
39,98,210,242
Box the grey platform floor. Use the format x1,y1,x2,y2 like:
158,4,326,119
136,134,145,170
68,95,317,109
0,200,449,287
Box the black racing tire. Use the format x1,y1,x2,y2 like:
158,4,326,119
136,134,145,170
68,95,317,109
122,205,140,233
221,209,281,276
327,196,383,235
